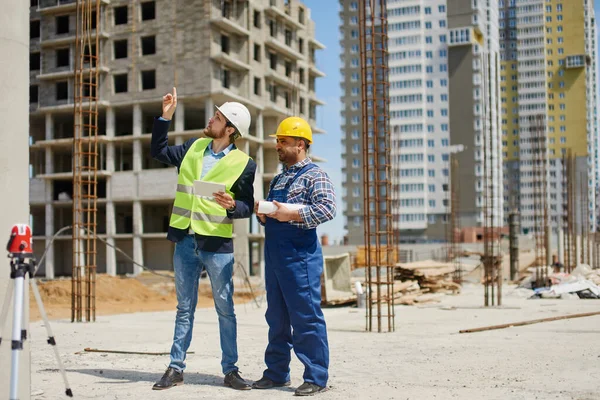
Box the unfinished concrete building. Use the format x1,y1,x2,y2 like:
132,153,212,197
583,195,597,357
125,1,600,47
28,0,325,278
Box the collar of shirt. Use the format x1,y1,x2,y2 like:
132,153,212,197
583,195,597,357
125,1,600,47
208,141,235,157
284,157,312,172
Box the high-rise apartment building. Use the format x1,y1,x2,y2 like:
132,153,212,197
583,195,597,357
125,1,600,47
499,0,598,235
28,0,325,278
340,0,500,244
448,0,503,230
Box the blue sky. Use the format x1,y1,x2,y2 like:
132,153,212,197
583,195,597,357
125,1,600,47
306,2,600,244
304,2,345,244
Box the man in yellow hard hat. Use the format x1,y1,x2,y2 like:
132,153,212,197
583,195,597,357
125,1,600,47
252,116,336,396
150,88,256,391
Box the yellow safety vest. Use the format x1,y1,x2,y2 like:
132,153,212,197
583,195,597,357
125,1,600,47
169,138,250,238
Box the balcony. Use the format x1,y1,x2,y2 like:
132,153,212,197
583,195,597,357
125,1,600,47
211,53,251,72
309,37,325,50
265,37,303,61
264,69,297,90
210,3,250,37
38,0,110,15
37,65,110,81
41,30,110,48
308,64,325,78
264,4,303,30
565,54,589,69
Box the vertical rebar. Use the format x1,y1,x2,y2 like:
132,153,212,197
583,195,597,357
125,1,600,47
73,0,100,322
359,0,394,333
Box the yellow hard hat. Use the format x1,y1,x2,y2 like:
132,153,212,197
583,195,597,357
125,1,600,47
270,116,313,144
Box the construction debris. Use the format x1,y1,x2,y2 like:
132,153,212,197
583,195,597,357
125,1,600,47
459,311,600,334
395,260,461,295
520,264,600,299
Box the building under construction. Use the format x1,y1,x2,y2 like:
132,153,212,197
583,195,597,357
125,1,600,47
28,0,326,278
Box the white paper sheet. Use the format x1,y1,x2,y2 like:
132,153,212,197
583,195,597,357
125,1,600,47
193,180,226,200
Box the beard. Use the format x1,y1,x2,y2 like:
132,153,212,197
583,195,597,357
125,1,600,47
204,125,226,139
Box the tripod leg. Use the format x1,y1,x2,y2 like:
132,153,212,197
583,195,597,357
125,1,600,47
0,280,14,345
9,275,25,400
30,278,73,397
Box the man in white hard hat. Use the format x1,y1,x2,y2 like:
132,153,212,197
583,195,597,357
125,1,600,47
150,88,256,391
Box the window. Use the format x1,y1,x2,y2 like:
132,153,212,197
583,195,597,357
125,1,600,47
253,11,261,28
141,70,156,90
299,68,305,84
56,81,68,101
284,91,291,108
56,15,69,35
30,85,38,104
251,44,260,61
30,20,40,39
114,6,128,25
141,36,156,55
439,5,445,12
285,61,292,77
114,73,128,93
269,53,277,70
298,38,304,54
114,39,128,59
425,7,431,14
298,8,305,24
30,0,38,6
425,22,432,29
30,52,40,71
269,19,276,37
141,1,156,21
254,77,261,95
56,48,69,67
285,29,292,46
221,68,230,89
439,20,446,28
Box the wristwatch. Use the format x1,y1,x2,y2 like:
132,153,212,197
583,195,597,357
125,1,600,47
227,203,236,212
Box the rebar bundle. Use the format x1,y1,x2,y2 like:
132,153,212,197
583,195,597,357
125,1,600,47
358,0,395,333
72,0,101,322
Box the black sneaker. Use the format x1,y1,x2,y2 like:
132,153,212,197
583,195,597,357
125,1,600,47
152,367,183,390
252,376,292,389
294,382,327,396
224,370,252,390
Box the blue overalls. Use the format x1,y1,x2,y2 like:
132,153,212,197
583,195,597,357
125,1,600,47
263,163,329,388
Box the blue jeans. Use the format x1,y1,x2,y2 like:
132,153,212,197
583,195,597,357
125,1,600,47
169,234,238,375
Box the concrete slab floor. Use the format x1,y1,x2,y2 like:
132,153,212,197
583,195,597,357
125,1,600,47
26,284,600,400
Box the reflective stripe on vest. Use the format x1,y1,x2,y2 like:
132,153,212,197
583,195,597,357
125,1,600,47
169,138,250,238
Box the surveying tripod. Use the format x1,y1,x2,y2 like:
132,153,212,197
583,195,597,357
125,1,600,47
0,252,73,399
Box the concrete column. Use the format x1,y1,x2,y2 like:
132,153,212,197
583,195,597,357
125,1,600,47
133,104,142,172
256,110,264,140
175,136,183,146
105,108,117,275
44,182,55,278
0,2,31,396
205,98,214,126
45,113,53,140
133,201,144,275
175,101,185,132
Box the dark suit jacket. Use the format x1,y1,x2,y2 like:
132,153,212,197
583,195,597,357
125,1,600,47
151,117,257,253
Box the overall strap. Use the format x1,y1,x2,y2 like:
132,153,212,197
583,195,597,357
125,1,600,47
283,163,317,192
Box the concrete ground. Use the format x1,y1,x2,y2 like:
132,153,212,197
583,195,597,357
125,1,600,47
26,284,600,400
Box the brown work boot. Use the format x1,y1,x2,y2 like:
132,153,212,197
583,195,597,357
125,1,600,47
152,367,183,390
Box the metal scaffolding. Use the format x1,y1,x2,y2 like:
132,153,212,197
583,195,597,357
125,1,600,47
72,0,101,322
358,0,395,333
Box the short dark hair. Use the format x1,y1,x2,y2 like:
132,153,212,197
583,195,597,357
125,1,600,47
226,120,241,144
296,137,310,150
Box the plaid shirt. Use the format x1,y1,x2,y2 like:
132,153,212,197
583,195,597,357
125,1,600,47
263,158,336,230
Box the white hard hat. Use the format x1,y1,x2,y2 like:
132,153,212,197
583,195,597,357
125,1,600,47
215,102,251,136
